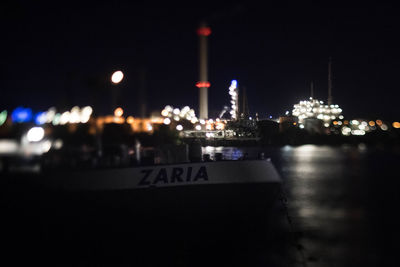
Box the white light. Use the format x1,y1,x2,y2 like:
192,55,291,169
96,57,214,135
299,124,305,129
173,108,180,115
53,139,63,150
195,125,202,130
70,106,81,123
161,109,169,117
82,106,93,116
81,106,93,123
111,71,124,84
176,125,183,131
60,111,70,125
42,140,52,153
351,130,365,135
0,140,18,153
27,127,45,142
200,119,205,125
206,132,214,138
163,118,171,125
46,107,56,123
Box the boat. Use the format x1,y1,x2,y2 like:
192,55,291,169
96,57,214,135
1,158,283,265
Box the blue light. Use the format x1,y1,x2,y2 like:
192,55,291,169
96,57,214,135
35,111,47,125
230,80,238,87
11,107,33,123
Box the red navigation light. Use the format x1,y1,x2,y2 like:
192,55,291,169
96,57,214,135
196,81,211,88
197,27,211,36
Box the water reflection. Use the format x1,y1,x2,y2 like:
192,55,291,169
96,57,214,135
209,144,394,267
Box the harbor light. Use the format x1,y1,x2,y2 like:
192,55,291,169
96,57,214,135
111,70,124,84
163,118,171,125
0,110,7,126
27,127,45,142
114,107,124,117
34,112,47,125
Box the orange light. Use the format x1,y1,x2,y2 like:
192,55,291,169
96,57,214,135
369,121,375,127
333,121,338,125
113,117,124,124
127,116,134,124
114,107,124,117
393,122,400,129
344,120,349,125
293,122,297,126
376,120,383,126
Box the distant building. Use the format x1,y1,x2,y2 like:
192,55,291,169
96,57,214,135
291,97,343,130
279,115,298,132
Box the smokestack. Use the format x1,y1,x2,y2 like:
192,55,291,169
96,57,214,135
196,22,211,119
328,57,333,106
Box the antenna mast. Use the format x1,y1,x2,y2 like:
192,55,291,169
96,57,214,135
328,57,333,106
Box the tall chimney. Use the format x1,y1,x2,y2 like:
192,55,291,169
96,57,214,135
328,57,333,106
196,22,211,119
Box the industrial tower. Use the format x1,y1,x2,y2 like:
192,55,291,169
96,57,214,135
196,22,211,119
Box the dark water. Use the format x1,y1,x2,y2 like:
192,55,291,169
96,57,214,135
206,144,400,267
2,144,400,266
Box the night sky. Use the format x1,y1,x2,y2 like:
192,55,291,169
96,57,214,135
1,1,399,119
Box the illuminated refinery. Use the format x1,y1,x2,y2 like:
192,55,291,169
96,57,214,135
291,98,343,128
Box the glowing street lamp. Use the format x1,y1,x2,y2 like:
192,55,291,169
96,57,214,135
111,70,124,84
110,70,124,113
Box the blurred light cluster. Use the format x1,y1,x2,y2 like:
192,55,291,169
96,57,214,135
160,105,226,132
161,105,198,124
292,98,343,127
48,106,93,125
228,80,238,120
96,107,155,133
5,106,93,125
339,119,390,136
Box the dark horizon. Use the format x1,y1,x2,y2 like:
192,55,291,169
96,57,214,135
1,1,399,120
